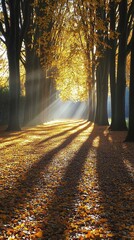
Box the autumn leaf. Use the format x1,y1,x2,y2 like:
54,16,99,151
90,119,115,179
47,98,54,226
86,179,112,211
86,230,93,238
34,230,43,238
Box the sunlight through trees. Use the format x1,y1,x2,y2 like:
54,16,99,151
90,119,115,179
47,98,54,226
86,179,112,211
0,1,134,239
0,0,134,140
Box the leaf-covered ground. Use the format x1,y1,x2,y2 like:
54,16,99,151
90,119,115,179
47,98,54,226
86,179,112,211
0,120,134,240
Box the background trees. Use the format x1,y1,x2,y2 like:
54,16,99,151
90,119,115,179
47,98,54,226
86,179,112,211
0,0,32,130
0,0,134,141
23,0,67,125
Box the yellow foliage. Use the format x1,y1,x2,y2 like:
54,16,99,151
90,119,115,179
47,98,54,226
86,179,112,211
51,14,90,101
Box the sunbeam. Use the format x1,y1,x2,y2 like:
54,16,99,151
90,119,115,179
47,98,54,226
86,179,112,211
25,92,89,126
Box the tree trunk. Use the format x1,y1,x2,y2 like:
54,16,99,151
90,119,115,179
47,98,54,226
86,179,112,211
99,51,109,126
94,3,109,126
31,56,41,124
88,62,96,122
95,64,101,124
109,0,116,130
23,44,34,125
24,52,42,126
125,29,134,141
36,68,45,123
7,48,21,131
95,54,109,126
6,2,21,131
112,0,127,130
88,90,93,122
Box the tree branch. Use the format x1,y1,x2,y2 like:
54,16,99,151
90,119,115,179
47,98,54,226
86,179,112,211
2,0,10,35
20,0,33,45
0,21,6,37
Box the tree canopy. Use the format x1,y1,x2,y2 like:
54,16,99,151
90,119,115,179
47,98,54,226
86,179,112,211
0,0,134,140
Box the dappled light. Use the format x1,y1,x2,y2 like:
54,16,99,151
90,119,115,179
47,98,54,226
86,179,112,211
0,120,134,239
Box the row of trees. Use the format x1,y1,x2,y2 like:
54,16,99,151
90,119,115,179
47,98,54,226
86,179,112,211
0,0,134,141
69,0,134,136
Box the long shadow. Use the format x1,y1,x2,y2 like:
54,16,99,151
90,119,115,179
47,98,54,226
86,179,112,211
25,120,86,132
0,121,90,227
120,142,134,168
40,124,134,239
0,121,86,150
94,126,134,238
37,121,86,145
0,120,84,138
0,128,47,144
40,123,94,239
0,131,28,142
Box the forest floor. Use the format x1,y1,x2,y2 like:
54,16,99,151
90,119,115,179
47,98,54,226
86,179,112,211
0,120,134,240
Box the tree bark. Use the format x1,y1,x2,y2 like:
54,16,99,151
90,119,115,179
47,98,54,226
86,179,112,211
125,29,134,141
112,0,127,130
95,64,101,124
95,53,109,126
23,45,34,126
109,0,116,130
1,0,32,131
6,1,21,131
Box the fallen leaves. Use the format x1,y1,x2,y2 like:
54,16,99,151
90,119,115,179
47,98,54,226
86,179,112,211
0,120,134,239
33,230,43,238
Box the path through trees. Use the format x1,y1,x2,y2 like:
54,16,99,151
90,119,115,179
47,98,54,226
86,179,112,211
0,120,133,239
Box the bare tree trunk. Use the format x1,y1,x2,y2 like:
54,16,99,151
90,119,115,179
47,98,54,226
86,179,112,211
6,1,21,131
125,29,134,141
113,0,127,130
109,0,116,130
7,46,21,131
95,53,109,126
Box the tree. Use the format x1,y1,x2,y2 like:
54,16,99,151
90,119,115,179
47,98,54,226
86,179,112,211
23,0,67,125
23,3,43,125
112,0,128,130
53,21,89,102
0,0,32,131
125,1,134,141
93,1,110,126
109,0,117,129
125,29,134,141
